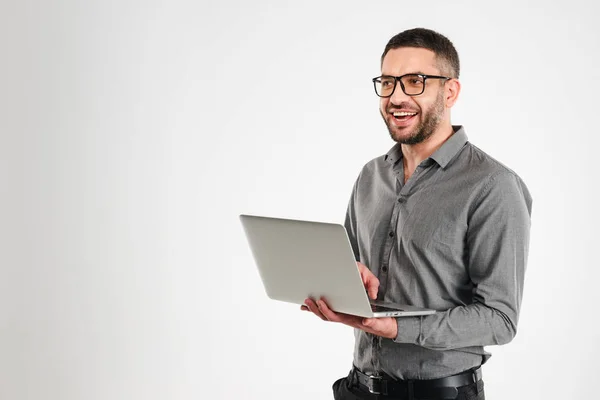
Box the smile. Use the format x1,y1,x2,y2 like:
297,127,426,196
389,110,418,125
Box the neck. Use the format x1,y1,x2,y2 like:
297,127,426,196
401,122,454,180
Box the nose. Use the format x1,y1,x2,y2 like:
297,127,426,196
389,81,411,104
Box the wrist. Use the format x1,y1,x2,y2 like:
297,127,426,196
389,319,398,339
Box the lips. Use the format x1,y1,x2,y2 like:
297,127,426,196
389,109,418,127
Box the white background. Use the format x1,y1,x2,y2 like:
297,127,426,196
1,1,599,399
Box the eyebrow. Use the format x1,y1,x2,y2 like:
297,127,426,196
381,71,434,76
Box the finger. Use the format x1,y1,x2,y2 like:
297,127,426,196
305,298,327,320
368,275,379,298
359,266,380,300
363,276,378,300
367,284,379,300
361,269,378,283
316,300,339,322
301,305,309,311
318,299,364,327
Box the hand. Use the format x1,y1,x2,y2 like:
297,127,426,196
300,262,397,339
357,261,379,300
301,298,398,339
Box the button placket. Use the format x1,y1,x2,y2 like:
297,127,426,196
379,197,401,297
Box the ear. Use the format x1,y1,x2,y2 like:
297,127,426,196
445,78,461,108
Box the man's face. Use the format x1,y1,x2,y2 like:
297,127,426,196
379,47,448,145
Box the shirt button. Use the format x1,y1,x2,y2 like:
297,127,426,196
382,266,388,272
397,197,405,203
389,231,394,237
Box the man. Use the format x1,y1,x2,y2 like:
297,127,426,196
301,28,532,400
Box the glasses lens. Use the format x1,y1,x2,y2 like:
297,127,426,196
375,76,396,97
400,74,425,95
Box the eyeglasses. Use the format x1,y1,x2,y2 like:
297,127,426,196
372,74,451,97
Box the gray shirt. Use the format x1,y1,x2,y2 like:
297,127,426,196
345,126,532,380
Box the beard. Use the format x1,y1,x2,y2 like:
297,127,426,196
382,89,445,145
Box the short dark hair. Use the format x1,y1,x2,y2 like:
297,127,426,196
382,28,460,78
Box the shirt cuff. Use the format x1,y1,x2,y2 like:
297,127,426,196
393,316,421,344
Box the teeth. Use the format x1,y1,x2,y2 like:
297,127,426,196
393,111,417,117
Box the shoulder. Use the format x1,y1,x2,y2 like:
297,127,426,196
462,143,532,213
461,143,526,184
465,143,517,175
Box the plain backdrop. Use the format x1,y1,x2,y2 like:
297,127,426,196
1,0,599,399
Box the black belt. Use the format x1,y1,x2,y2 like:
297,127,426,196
351,366,482,399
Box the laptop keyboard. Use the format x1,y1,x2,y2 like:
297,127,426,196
371,304,403,312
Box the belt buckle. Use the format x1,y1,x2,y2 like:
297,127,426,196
367,375,387,395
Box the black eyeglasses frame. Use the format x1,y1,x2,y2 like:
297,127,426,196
372,74,451,97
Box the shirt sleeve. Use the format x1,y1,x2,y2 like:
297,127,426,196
344,171,363,262
394,171,533,349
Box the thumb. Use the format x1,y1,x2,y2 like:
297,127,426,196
368,285,378,300
364,274,380,300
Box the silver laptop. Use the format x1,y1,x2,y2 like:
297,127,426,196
240,214,436,318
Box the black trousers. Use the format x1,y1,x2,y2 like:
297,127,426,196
332,375,485,400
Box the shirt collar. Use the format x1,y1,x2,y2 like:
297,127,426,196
384,125,468,169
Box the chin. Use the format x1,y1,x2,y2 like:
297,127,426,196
389,126,416,143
